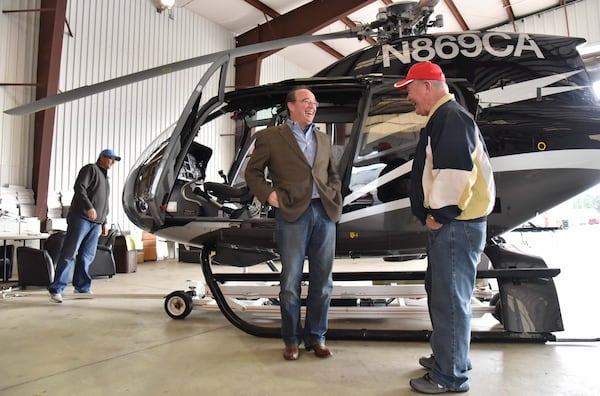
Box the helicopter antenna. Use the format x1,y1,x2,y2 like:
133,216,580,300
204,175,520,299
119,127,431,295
357,0,443,43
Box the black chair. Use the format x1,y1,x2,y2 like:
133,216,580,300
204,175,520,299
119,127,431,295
16,232,64,288
0,244,15,281
44,231,65,263
88,228,117,278
47,229,116,278
16,229,117,287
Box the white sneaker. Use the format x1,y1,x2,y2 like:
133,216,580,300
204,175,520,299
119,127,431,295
49,292,63,303
74,289,93,298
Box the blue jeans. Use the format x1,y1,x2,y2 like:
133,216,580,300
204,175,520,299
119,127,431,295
49,214,101,294
275,200,336,347
425,220,486,391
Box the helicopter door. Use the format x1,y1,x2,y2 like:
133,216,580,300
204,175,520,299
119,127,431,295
122,56,231,231
344,83,426,212
343,80,479,213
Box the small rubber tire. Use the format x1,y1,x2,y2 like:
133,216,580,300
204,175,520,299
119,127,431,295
165,290,193,320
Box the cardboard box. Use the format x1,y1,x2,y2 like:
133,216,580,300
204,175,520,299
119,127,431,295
142,232,157,261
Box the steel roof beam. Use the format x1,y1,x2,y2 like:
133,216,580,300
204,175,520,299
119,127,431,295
235,0,376,88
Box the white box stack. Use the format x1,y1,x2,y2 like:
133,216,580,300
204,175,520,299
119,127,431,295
19,217,41,235
0,219,19,235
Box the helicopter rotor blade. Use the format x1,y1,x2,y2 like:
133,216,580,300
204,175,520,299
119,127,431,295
5,30,357,116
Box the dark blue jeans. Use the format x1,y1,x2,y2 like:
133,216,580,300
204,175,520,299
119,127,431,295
425,220,486,391
275,200,336,347
49,214,101,294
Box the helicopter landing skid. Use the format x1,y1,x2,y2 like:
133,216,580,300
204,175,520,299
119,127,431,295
161,245,571,343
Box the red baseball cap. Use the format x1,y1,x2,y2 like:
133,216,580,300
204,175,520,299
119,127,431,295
394,61,446,89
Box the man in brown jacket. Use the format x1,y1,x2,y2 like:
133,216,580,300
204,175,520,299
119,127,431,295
245,86,342,361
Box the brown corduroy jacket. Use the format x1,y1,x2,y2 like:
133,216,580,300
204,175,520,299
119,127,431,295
244,124,342,223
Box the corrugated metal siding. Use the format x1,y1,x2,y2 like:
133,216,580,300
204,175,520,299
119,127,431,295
495,0,600,45
568,0,600,44
260,53,311,85
51,0,235,231
0,0,39,188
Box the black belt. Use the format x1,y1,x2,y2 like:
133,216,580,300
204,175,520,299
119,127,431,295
311,198,321,204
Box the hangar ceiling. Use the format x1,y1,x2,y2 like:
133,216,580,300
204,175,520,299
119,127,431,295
172,0,581,75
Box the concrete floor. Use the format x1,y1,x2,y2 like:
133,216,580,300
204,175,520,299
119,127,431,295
1,226,599,396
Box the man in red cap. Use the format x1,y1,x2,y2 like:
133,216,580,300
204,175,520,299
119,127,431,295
396,62,496,394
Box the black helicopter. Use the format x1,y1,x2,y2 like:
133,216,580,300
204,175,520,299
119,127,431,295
7,1,600,342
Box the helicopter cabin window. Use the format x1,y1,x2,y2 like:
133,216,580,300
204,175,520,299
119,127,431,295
227,106,282,189
345,85,427,211
230,102,358,189
233,124,354,190
313,121,354,170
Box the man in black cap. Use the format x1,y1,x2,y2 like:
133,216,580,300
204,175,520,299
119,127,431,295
48,149,121,303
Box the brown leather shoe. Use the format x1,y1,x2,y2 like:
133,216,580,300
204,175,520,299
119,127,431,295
283,345,299,360
309,343,332,358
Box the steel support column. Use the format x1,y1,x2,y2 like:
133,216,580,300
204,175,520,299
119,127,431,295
33,0,67,223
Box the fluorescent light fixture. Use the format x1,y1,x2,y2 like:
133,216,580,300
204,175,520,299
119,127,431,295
160,0,175,7
155,0,175,13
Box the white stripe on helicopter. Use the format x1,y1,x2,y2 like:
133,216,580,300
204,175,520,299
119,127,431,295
476,70,586,108
339,149,600,224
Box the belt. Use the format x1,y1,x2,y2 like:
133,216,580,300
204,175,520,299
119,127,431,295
311,198,321,204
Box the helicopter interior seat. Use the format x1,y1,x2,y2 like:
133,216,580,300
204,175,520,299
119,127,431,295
202,182,253,204
196,181,255,220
